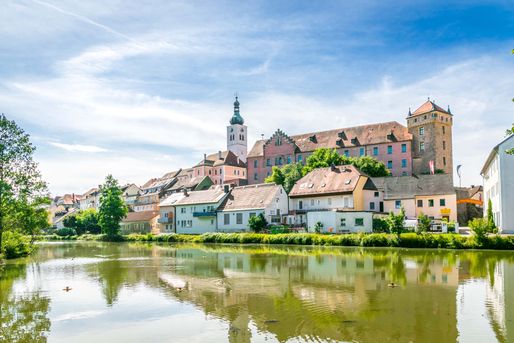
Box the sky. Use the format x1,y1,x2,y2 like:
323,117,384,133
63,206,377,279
1,0,513,195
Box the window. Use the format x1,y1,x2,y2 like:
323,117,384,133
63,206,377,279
432,113,437,118
275,137,282,146
417,199,423,207
278,157,283,165
340,218,346,227
236,213,243,225
402,159,407,168
401,143,407,153
249,213,256,219
387,145,393,154
419,127,425,136
395,200,401,209
440,199,446,206
299,200,303,210
344,150,349,157
253,160,258,168
420,142,425,152
387,161,393,169
297,154,303,163
373,147,379,156
355,218,364,226
443,141,446,150
374,191,379,198
287,155,291,164
343,197,349,208
266,159,271,167
442,126,446,134
224,213,230,225
370,202,375,210
254,173,258,181
443,157,446,166
310,199,315,206
428,199,434,207
181,208,186,213
360,147,365,156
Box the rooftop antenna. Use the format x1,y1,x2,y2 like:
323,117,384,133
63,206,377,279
457,165,462,188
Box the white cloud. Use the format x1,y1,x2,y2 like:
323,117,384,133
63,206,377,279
49,142,108,153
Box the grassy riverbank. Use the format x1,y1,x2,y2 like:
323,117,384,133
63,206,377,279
39,232,514,250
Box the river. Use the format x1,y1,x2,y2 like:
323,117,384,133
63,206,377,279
1,242,513,342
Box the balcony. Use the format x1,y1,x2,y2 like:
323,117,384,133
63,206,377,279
193,211,216,217
158,216,173,224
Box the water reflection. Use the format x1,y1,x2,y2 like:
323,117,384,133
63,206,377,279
1,242,514,342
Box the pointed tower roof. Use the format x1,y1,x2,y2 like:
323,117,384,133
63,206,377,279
411,97,451,116
229,96,244,125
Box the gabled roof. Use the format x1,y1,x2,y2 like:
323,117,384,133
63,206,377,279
289,165,366,197
247,121,411,158
168,175,212,192
174,187,228,206
196,150,246,168
480,134,514,175
122,210,159,223
411,100,450,116
159,192,187,207
218,183,283,212
82,188,99,198
371,174,455,200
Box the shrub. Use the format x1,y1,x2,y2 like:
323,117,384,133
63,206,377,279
313,222,323,234
468,218,495,245
372,218,389,233
248,213,268,233
387,208,406,235
55,227,77,237
417,213,431,234
1,231,34,259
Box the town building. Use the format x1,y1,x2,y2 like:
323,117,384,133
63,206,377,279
158,192,186,233
174,186,230,234
288,165,374,233
216,183,288,232
121,183,141,210
455,185,483,226
247,99,454,184
120,210,160,234
191,151,246,186
481,134,514,233
370,174,457,222
134,170,181,212
79,188,100,210
406,98,454,176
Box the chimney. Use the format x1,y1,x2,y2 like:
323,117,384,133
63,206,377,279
183,189,189,197
330,164,337,172
203,153,207,161
218,150,222,159
224,184,230,193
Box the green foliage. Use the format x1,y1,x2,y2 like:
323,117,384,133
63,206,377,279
0,114,48,254
486,199,496,231
302,148,344,175
313,221,323,233
270,225,289,234
248,213,268,233
417,213,431,234
1,231,34,259
98,175,128,238
348,155,390,177
387,208,405,235
55,227,77,237
265,163,304,193
469,218,496,244
63,209,101,235
372,217,389,233
446,220,456,233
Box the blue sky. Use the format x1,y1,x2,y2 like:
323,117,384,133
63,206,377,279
1,0,513,195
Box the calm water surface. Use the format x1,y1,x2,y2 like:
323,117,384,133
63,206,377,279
1,242,514,343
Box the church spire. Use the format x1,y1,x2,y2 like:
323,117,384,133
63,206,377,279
230,94,244,125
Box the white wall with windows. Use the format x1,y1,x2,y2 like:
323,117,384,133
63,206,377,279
290,194,355,212
175,202,221,234
217,210,265,232
306,211,372,233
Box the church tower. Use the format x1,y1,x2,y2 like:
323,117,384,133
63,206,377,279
407,98,453,177
227,96,248,163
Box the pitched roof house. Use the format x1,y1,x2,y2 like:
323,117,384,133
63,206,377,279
121,210,160,234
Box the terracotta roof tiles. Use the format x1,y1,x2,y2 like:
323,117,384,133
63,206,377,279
218,183,283,211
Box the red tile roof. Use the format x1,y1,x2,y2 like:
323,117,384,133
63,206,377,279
122,210,159,223
248,121,411,158
196,150,246,168
218,183,283,211
411,100,449,116
289,165,366,197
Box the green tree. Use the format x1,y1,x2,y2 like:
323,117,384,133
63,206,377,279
63,208,101,235
417,212,431,233
302,148,343,175
265,163,303,193
98,175,128,238
0,114,48,253
506,123,513,155
387,208,405,236
486,199,497,232
348,155,391,177
248,213,267,232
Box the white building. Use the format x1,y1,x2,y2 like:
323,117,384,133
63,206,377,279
216,183,288,232
158,192,186,233
481,134,514,233
79,187,100,210
174,186,229,234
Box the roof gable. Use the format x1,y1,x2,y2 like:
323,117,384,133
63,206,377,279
411,100,450,116
218,183,283,211
289,165,365,197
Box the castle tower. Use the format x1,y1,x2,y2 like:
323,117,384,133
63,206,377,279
227,96,248,163
407,98,453,177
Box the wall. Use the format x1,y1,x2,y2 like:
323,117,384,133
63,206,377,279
290,194,355,211
415,194,457,221
363,189,384,212
217,209,265,232
306,211,373,233
175,199,225,234
383,199,417,218
499,137,514,232
159,205,176,233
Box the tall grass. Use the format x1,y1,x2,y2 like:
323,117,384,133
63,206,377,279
36,232,514,250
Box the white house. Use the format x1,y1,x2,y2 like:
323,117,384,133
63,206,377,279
79,187,100,210
216,183,289,232
158,192,186,233
121,183,141,209
481,134,514,233
174,186,229,234
288,165,373,233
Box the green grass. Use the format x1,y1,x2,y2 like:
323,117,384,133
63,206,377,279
35,232,514,250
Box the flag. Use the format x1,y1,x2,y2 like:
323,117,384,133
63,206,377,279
429,160,435,174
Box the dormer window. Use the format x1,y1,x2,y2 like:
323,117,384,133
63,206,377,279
309,135,317,143
338,131,347,140
351,137,359,145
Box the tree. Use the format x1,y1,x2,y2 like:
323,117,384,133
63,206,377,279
417,212,431,233
486,199,497,232
0,114,48,253
506,123,514,155
63,209,101,235
98,175,128,238
265,163,303,193
348,156,391,177
387,208,405,236
248,213,267,232
302,148,343,175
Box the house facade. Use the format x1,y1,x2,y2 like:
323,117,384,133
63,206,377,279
134,170,181,212
481,134,514,233
216,183,289,232
174,186,230,234
79,188,100,210
121,183,141,210
158,192,186,233
288,165,374,233
120,210,160,234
